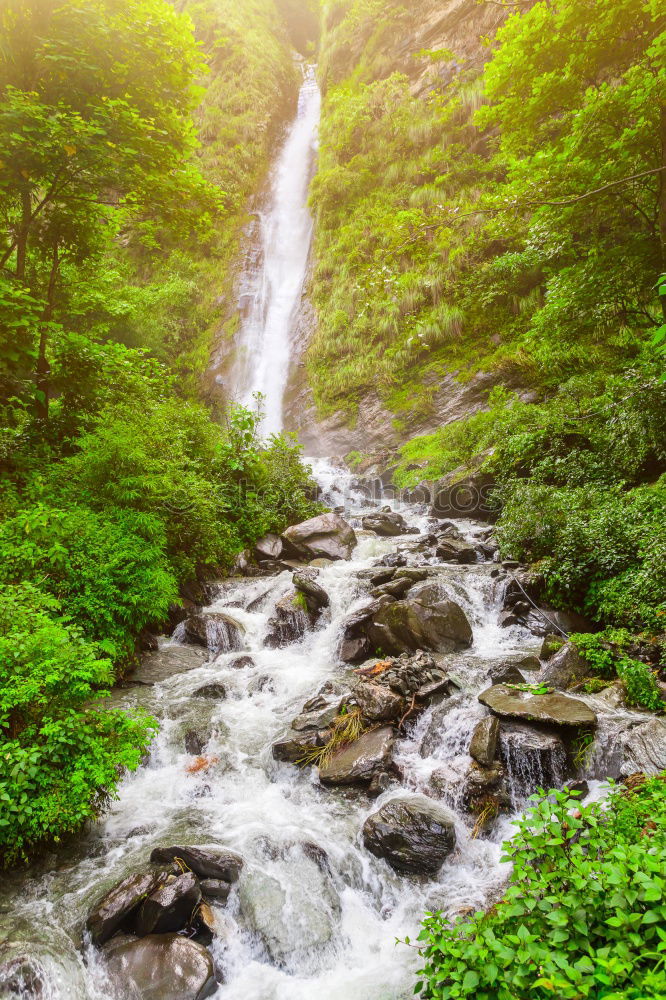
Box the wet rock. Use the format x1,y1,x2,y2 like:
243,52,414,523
378,551,407,568
200,879,231,904
229,655,254,669
150,846,243,883
435,537,478,564
238,850,340,964
103,934,215,1000
293,569,330,611
0,956,49,998
615,718,666,777
185,730,206,755
362,795,456,876
499,721,569,796
319,726,395,785
362,511,409,536
291,697,343,731
264,589,316,648
352,680,404,723
338,596,394,663
281,512,357,561
135,872,202,936
86,869,170,945
487,661,525,686
367,588,472,656
137,646,208,684
369,567,396,586
431,463,498,523
272,728,325,763
371,577,414,599
469,716,500,767
462,761,505,808
540,633,565,660
184,613,244,655
255,533,284,561
193,683,226,700
540,643,589,688
479,684,596,727
340,635,373,664
394,567,429,583
368,771,393,798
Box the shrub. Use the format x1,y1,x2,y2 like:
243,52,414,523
0,585,157,865
415,776,666,999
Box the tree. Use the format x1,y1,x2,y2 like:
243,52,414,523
0,0,219,418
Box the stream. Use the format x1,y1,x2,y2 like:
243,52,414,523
0,61,646,1000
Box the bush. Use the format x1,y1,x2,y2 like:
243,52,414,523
415,776,666,1000
571,632,664,712
0,585,156,866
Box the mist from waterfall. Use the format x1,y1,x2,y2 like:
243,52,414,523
229,64,320,436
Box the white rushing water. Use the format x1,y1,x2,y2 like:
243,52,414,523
229,63,320,436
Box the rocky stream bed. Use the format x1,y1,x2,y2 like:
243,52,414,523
1,464,665,1000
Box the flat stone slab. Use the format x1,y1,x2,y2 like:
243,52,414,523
479,684,596,727
134,646,208,685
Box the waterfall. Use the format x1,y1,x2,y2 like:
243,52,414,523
228,64,320,436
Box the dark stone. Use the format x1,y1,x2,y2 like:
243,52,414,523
353,681,404,722
293,569,330,611
370,568,396,586
362,795,456,876
339,635,372,664
367,589,473,656
431,463,498,523
281,512,357,561
272,729,325,763
540,643,589,688
264,589,315,648
103,934,216,1000
540,634,565,661
135,872,201,936
229,655,254,669
193,683,226,700
86,869,169,945
200,879,231,904
185,731,206,755
371,577,413,599
469,716,500,767
184,613,244,655
149,846,243,883
435,538,478,564
362,511,409,536
319,726,395,785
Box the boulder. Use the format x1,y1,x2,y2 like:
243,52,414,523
431,460,498,523
264,590,315,648
293,569,330,611
367,588,472,656
362,511,408,536
200,878,231,904
184,730,206,755
540,643,589,688
435,538,478,564
281,513,357,561
103,934,215,1000
479,684,596,727
499,722,569,797
352,681,404,723
362,795,456,876
238,849,340,965
319,726,395,785
229,655,254,669
371,577,414,599
339,635,372,664
193,683,226,700
184,613,244,655
338,596,395,664
135,872,201,936
615,718,666,777
462,760,505,807
136,646,207,685
540,634,565,660
272,728,325,763
86,869,169,945
255,533,283,562
469,716,500,767
150,846,243,883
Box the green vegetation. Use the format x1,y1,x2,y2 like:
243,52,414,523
0,0,319,862
572,632,664,712
415,776,666,999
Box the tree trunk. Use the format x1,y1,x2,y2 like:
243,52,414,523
35,243,59,422
15,186,32,282
659,104,666,321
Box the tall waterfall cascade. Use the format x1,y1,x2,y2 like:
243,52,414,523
228,64,320,435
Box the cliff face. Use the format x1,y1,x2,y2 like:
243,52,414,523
284,0,514,463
